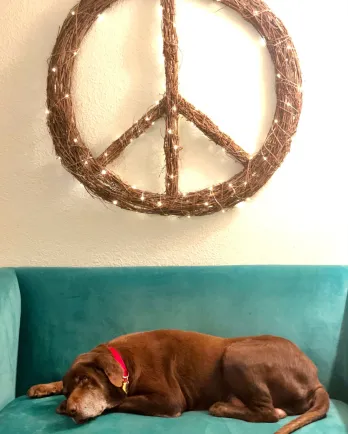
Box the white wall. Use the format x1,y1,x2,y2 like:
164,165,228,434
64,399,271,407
0,0,347,266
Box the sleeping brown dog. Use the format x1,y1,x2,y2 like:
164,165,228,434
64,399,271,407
27,330,329,434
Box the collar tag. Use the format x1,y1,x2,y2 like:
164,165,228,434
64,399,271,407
122,377,129,394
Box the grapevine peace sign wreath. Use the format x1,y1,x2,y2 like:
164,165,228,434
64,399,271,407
47,0,302,217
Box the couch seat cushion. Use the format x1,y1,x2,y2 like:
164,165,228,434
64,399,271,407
1,396,348,433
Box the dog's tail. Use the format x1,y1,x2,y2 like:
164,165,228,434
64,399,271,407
275,386,330,434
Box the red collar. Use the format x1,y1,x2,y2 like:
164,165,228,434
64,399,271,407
107,346,129,394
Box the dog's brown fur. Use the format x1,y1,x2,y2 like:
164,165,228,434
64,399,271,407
27,330,329,433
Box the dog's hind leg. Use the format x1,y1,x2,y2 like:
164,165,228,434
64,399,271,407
210,400,286,422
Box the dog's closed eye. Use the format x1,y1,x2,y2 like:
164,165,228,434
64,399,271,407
78,376,89,384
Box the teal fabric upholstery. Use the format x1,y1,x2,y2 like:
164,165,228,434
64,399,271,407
14,267,348,400
1,266,348,433
1,397,348,434
0,269,21,411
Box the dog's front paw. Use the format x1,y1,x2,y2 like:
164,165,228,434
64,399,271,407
27,385,49,398
27,381,63,399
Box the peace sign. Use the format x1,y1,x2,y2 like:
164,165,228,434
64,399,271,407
47,0,302,216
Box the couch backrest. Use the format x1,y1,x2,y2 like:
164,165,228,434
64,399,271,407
15,266,348,402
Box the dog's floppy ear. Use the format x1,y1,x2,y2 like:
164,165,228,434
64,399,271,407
94,348,123,388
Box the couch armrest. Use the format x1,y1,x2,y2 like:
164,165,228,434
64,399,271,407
0,269,21,411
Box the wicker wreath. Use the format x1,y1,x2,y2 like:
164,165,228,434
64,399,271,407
46,0,302,217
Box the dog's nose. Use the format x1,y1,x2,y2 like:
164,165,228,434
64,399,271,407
68,403,77,415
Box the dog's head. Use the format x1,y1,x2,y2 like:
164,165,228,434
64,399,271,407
59,346,127,423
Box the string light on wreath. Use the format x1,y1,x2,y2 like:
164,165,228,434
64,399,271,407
236,202,246,208
46,0,302,217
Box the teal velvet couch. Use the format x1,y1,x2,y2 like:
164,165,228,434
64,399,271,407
1,266,348,433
